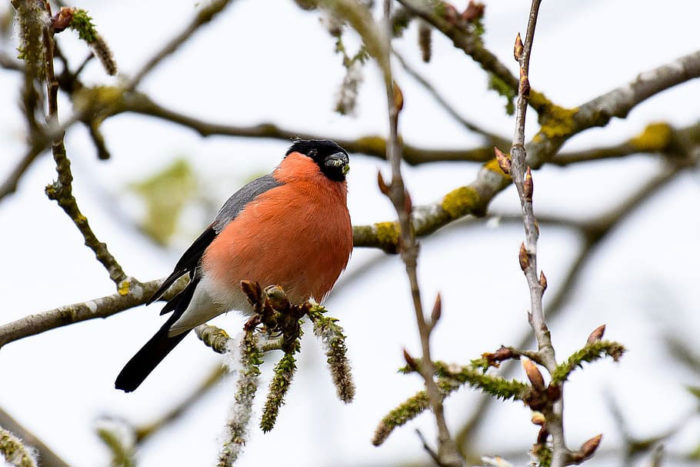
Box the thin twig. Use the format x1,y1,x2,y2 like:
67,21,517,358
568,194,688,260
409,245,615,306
455,161,692,460
0,147,43,201
380,1,461,465
116,91,493,165
39,1,132,290
507,1,574,465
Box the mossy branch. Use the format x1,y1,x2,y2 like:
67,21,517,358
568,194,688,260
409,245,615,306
0,278,183,349
195,285,353,461
308,305,355,403
95,419,135,467
195,324,231,354
373,378,460,447
60,8,116,75
0,427,37,467
376,359,530,446
260,345,299,433
433,361,531,401
218,330,263,467
551,341,626,385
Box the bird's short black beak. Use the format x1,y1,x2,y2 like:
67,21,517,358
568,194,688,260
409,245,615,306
325,152,350,175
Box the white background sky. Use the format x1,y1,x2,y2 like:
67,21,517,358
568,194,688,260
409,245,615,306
0,1,699,466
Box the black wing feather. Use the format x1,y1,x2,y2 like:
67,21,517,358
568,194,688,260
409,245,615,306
147,226,217,306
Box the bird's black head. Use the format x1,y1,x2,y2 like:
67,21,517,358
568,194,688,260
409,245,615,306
286,139,350,182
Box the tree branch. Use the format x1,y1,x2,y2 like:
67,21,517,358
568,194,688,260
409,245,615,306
0,279,176,349
454,161,692,458
506,2,574,465
377,1,461,464
37,1,133,291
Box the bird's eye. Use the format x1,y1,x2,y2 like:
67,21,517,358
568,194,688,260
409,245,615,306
308,149,318,157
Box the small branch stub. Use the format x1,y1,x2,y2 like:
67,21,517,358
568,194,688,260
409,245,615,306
377,170,391,196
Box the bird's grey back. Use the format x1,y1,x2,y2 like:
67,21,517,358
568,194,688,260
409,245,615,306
212,174,282,232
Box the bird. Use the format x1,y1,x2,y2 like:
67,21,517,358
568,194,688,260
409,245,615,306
115,140,353,392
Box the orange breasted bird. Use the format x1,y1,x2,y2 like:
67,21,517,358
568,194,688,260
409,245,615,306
115,140,353,392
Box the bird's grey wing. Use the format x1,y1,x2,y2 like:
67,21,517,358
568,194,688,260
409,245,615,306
148,173,282,308
211,173,281,232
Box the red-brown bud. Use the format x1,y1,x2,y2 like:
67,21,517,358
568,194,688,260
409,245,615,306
586,324,606,344
494,146,511,175
442,3,459,23
531,411,546,426
522,357,545,392
52,7,75,32
403,348,418,371
431,292,442,325
491,346,514,363
520,75,531,98
519,242,529,271
539,271,547,293
579,434,603,459
393,81,404,112
514,32,524,62
524,166,533,201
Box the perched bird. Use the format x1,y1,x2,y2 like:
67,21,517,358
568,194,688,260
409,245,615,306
115,140,353,392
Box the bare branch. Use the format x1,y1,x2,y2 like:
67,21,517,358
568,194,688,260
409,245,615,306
115,91,493,165
0,147,42,201
0,279,179,349
454,163,690,457
506,2,575,466
375,1,461,464
36,1,132,291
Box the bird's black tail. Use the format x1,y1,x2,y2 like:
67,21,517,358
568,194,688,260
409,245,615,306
115,277,199,392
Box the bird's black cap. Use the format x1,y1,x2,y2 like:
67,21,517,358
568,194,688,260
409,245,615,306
286,139,350,182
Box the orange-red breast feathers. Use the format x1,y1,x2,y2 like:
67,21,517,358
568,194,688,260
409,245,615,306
202,151,353,304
